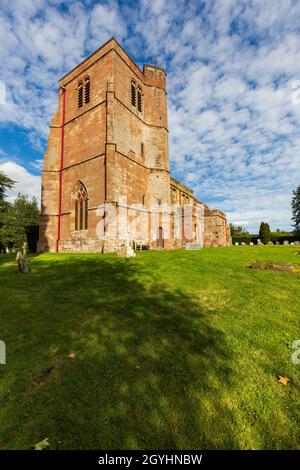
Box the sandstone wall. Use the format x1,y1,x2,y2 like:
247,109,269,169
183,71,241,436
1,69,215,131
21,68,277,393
38,38,230,253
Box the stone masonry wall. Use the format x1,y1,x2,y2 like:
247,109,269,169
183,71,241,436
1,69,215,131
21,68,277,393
38,38,231,253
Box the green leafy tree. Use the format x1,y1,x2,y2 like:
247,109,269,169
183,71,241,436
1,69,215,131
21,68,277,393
0,171,14,222
271,229,291,237
292,185,300,233
230,224,249,237
0,171,14,201
259,222,271,244
0,171,14,250
1,194,40,250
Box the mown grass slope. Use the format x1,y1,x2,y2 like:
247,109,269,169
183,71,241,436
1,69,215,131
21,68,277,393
0,246,299,449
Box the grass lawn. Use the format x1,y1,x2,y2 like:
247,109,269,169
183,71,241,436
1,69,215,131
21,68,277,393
0,246,299,450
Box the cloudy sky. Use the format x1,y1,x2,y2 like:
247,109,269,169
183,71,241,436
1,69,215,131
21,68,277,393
1,0,300,232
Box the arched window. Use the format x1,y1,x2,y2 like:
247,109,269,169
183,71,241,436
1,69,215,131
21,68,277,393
84,77,90,104
78,82,83,108
171,187,177,204
137,87,142,112
73,181,88,231
131,80,136,107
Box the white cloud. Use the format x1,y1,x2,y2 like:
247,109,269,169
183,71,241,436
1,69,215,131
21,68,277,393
90,3,126,42
0,161,41,204
0,0,300,232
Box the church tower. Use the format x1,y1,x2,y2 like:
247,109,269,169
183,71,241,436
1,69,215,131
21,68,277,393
38,37,231,253
38,38,170,252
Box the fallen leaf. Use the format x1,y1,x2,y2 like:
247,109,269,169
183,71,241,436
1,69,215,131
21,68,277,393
68,353,76,359
278,375,290,385
34,438,50,450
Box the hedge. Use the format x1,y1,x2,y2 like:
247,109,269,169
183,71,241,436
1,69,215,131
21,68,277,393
232,235,300,245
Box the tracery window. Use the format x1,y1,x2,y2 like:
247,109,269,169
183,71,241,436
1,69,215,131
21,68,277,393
73,181,88,231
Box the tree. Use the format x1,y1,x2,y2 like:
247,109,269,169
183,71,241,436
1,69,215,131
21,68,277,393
0,171,14,250
292,185,300,233
259,222,271,244
272,229,290,237
1,194,40,250
0,171,14,202
230,224,249,237
0,171,14,223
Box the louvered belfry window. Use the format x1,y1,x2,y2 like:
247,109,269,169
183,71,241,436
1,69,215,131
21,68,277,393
78,82,83,108
137,87,142,112
84,77,90,104
131,81,136,107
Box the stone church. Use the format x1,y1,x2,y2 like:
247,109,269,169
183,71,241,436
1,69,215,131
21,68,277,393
38,38,231,253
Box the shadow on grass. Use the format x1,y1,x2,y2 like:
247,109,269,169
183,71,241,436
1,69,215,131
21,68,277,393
0,254,236,449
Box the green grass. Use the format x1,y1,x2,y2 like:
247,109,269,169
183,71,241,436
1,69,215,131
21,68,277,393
0,246,299,449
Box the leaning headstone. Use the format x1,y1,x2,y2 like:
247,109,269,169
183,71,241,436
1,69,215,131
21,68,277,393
249,242,254,246
16,242,30,273
290,242,295,246
241,242,246,246
283,240,289,245
235,242,239,246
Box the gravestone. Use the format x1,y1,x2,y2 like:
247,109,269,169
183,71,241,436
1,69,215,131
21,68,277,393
16,242,30,273
118,231,136,258
185,243,202,250
283,240,289,245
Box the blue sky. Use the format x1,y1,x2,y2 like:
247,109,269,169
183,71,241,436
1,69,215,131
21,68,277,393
1,0,300,232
